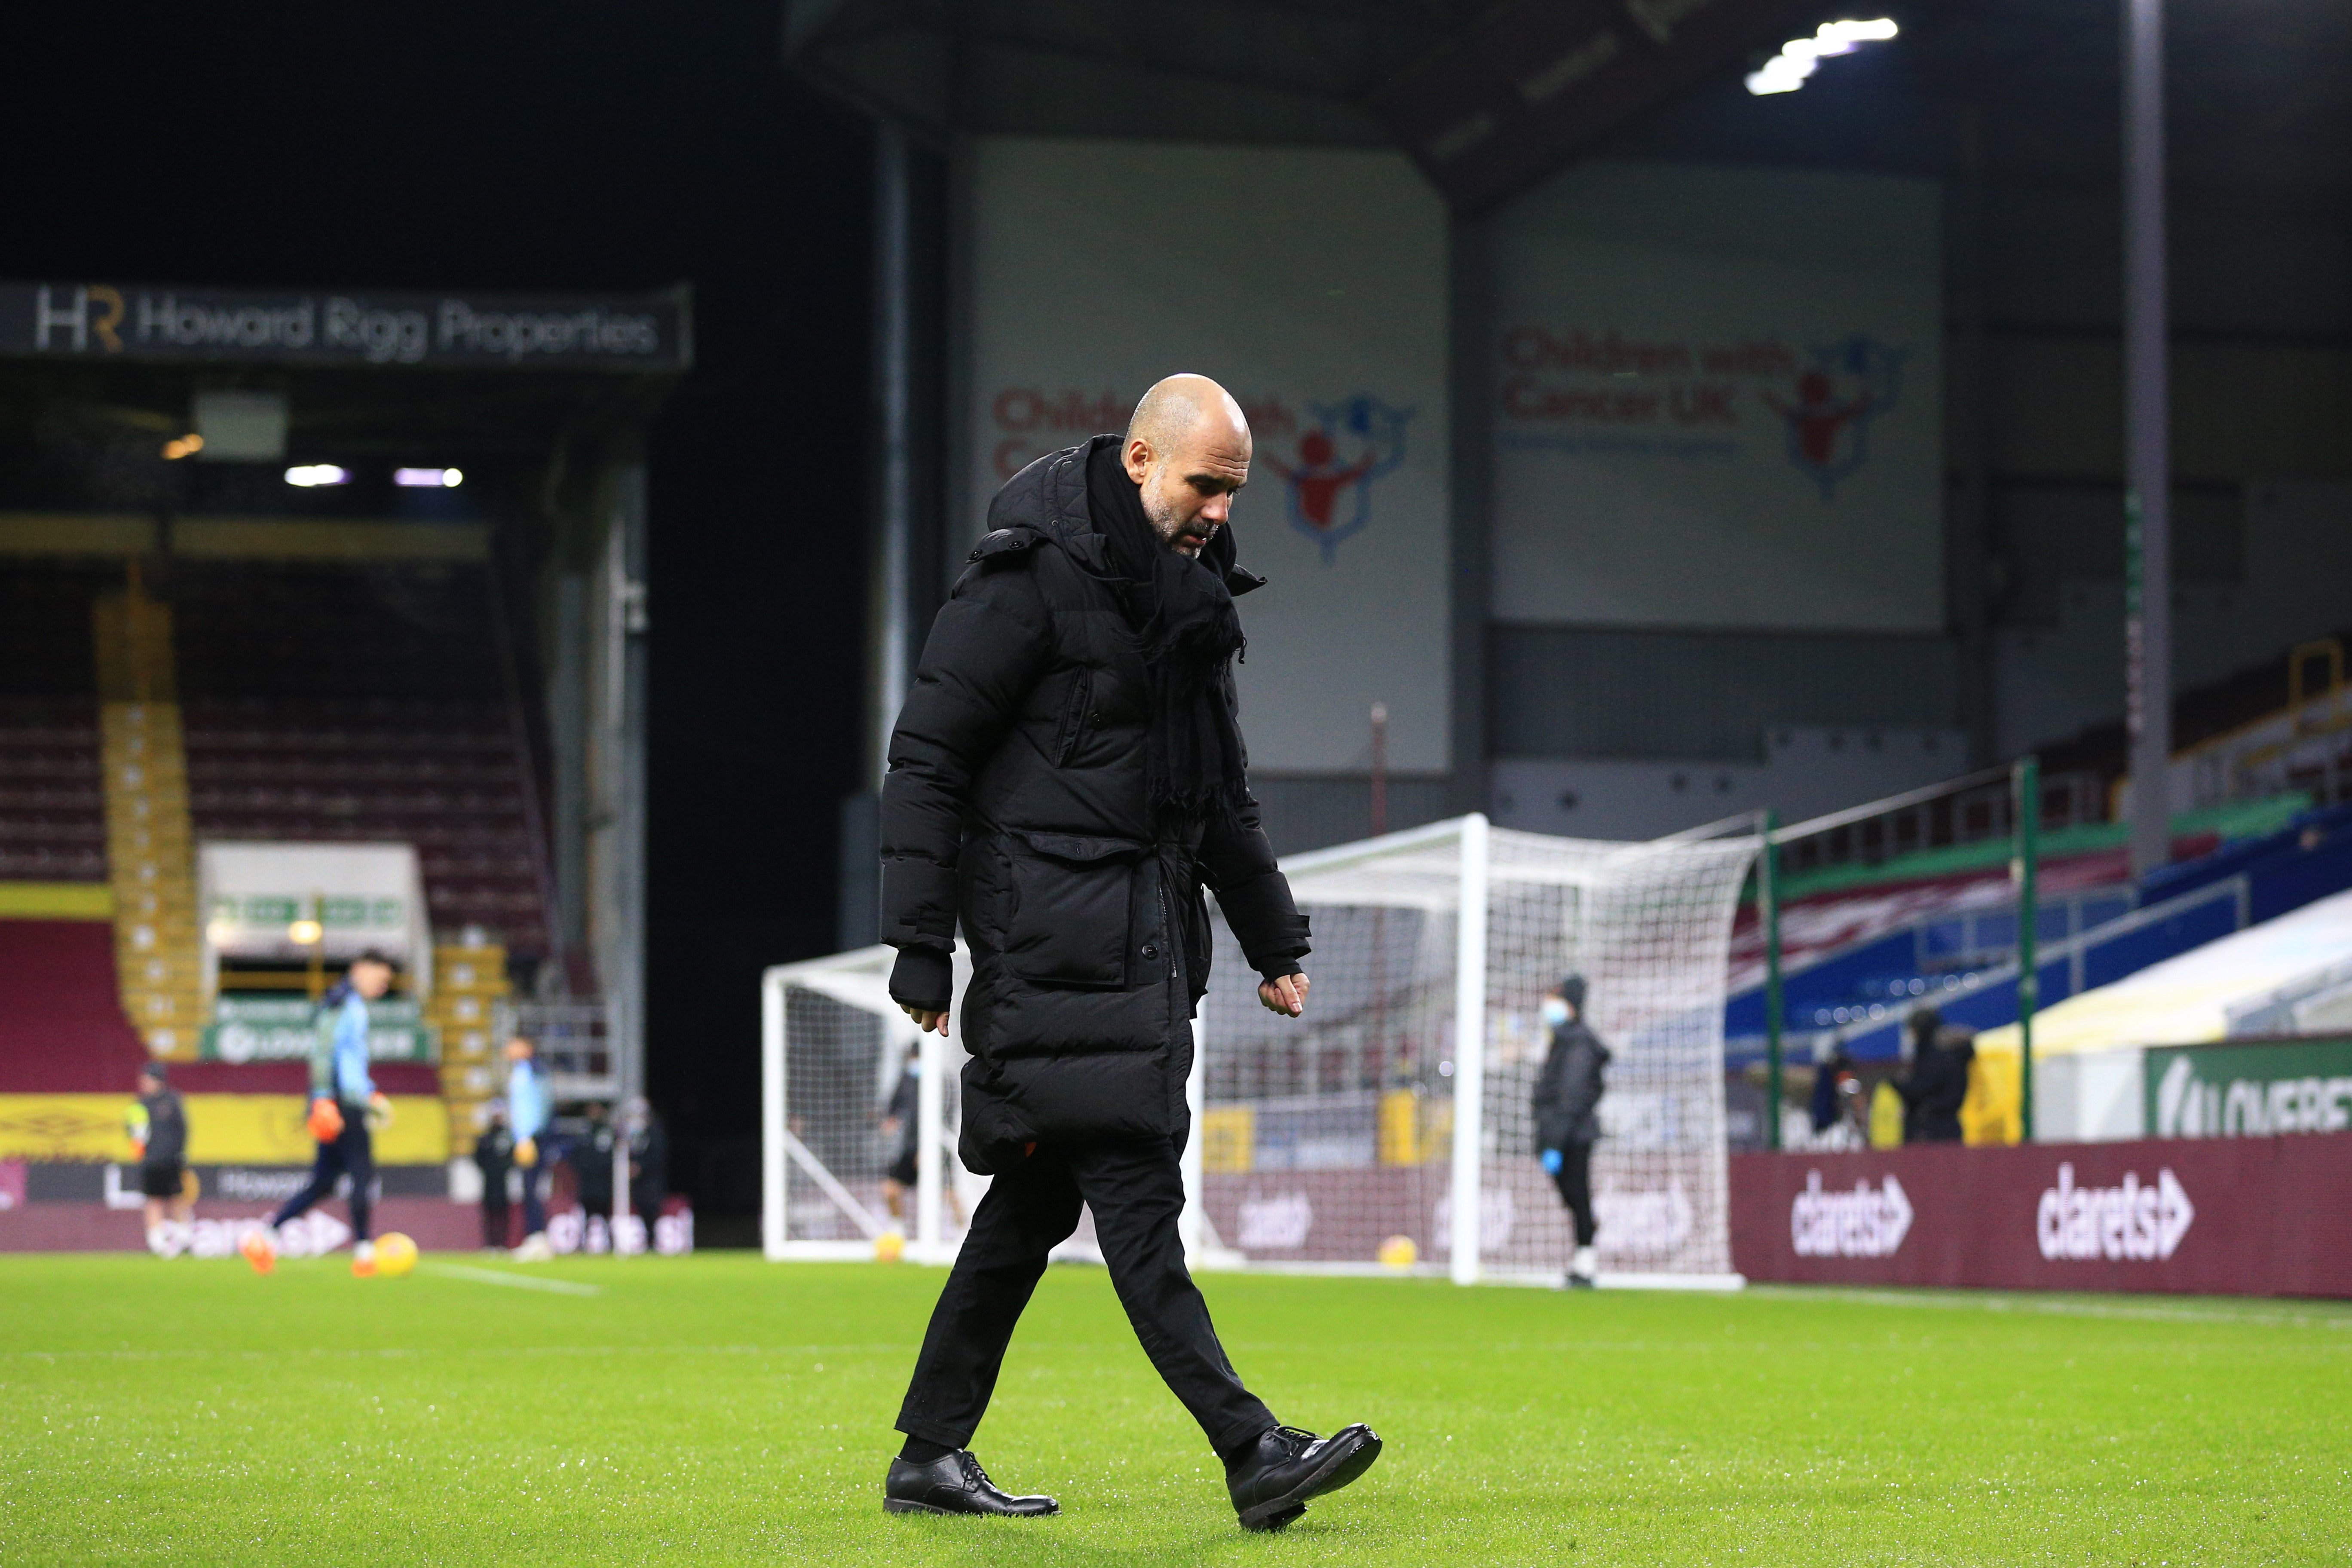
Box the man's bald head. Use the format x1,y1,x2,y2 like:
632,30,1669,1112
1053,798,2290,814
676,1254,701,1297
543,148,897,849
1122,374,1253,558
1127,374,1248,455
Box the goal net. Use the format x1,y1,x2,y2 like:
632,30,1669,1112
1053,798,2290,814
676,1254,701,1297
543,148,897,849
760,944,986,1261
1197,814,1758,1286
762,814,1758,1284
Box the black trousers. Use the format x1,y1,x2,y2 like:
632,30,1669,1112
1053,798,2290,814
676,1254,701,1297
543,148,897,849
896,1135,1274,1457
274,1114,374,1241
1550,1139,1596,1247
481,1200,510,1248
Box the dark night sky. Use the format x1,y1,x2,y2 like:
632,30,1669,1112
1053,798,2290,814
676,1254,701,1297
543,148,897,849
2,3,875,1215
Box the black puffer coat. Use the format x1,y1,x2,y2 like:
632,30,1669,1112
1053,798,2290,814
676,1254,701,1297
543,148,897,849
1531,1022,1609,1149
1900,1034,1974,1143
881,436,1311,1174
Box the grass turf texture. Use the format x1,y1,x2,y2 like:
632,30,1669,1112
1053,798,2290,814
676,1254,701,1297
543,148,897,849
3,1255,2347,1565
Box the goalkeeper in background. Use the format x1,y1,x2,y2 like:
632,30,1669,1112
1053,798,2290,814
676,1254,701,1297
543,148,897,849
242,950,396,1275
1531,973,1609,1289
503,1035,553,1260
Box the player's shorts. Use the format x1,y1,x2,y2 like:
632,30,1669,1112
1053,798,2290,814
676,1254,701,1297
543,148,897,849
886,1148,918,1187
140,1162,186,1199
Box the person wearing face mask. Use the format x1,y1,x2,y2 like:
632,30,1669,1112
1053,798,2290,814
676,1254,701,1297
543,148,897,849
623,1095,668,1226
1530,974,1610,1289
880,1044,922,1225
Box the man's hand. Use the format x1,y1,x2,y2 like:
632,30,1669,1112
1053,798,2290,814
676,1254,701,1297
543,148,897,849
900,1005,950,1036
1258,972,1310,1018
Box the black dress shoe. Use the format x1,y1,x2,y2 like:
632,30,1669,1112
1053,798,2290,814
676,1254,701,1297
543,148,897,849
1225,1423,1382,1531
883,1449,1060,1517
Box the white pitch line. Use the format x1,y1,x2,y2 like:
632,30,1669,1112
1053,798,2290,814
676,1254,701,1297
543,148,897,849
423,1263,603,1296
1751,1284,2352,1329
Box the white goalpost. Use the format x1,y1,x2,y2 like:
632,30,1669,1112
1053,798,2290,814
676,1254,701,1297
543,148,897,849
760,943,981,1263
762,814,1760,1285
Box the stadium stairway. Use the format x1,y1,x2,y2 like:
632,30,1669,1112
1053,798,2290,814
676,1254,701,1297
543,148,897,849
0,555,545,1179
428,934,508,1155
91,585,208,1058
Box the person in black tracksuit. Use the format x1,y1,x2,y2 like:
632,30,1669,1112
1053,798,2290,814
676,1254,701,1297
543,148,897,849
131,1062,192,1251
570,1101,618,1238
1899,1008,1975,1143
624,1097,668,1225
473,1109,516,1250
880,1045,922,1223
876,377,1379,1531
1531,973,1610,1289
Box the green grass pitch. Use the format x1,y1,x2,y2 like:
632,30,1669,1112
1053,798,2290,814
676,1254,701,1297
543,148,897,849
4,1253,2346,1565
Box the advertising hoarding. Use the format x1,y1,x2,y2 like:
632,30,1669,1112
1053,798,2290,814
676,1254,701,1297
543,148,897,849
1730,1136,2352,1297
197,996,437,1066
2146,1038,2352,1139
1,281,689,371
1491,159,1943,633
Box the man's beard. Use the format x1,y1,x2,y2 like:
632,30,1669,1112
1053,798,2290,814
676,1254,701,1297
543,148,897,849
1142,488,1212,552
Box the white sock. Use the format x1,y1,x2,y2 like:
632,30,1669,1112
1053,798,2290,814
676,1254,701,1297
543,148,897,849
1572,1245,1597,1277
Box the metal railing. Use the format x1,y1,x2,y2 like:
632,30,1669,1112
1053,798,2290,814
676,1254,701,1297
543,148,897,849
1773,764,2104,882
499,996,617,1100
1734,872,2251,1066
2171,637,2350,811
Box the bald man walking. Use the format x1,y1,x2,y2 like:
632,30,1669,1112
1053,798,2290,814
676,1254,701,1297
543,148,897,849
877,376,1381,1529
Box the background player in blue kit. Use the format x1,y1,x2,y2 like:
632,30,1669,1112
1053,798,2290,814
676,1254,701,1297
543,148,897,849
242,952,396,1275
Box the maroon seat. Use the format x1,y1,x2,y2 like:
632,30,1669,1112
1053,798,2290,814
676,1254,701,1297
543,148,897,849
0,920,149,1092
172,562,554,962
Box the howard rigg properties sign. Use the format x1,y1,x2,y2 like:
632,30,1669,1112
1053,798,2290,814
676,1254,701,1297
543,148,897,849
2,281,689,371
1732,1136,2352,1298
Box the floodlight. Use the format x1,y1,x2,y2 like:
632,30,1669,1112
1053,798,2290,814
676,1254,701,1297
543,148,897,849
284,465,351,487
1746,18,1897,95
393,467,463,488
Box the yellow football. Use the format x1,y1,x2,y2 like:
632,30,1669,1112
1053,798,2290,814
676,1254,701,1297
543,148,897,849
874,1229,906,1263
375,1233,419,1278
1377,1234,1418,1269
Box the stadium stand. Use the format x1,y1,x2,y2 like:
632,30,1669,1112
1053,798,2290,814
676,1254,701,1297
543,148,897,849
1730,803,2346,1060
172,559,552,967
0,551,551,1145
1724,630,2352,1085
0,560,114,886
0,698,104,885
2043,632,2352,814
0,917,148,1092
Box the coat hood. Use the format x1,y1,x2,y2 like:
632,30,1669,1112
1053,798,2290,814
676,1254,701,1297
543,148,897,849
985,437,1265,598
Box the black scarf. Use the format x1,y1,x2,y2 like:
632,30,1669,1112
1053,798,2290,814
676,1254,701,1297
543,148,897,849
1084,439,1251,827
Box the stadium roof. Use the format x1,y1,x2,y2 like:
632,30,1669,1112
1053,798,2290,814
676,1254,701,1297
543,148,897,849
1974,886,2352,1057
785,0,2352,208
